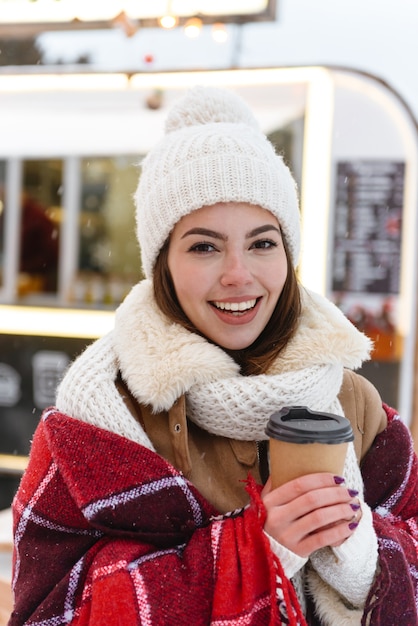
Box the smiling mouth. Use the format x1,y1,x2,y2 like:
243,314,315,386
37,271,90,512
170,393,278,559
211,298,258,315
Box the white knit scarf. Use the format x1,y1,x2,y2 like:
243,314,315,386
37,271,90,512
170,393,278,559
186,363,343,441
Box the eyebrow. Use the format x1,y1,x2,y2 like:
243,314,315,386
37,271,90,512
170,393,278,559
180,224,281,240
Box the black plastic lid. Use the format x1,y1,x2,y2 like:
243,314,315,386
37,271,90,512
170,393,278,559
265,406,354,444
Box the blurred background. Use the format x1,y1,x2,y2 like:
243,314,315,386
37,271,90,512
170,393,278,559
0,0,418,518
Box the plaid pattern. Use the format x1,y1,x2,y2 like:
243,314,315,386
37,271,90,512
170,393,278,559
303,405,418,626
8,405,418,625
9,410,305,626
360,405,418,625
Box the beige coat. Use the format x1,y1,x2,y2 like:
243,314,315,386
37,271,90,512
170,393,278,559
118,369,387,514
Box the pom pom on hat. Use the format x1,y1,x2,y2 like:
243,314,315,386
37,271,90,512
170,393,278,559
135,86,301,278
165,86,260,133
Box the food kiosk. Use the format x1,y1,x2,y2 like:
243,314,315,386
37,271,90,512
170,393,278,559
1,66,417,506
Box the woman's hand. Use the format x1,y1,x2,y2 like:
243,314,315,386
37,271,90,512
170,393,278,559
261,473,362,558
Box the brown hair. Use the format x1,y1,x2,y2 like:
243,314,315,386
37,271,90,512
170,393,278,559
153,236,301,376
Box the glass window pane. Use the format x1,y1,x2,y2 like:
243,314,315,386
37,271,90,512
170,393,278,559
74,156,142,307
19,159,62,298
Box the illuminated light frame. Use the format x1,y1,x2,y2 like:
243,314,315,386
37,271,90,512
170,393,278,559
0,73,130,92
298,69,334,293
0,0,276,36
0,0,273,23
0,66,320,93
0,305,114,338
0,453,28,475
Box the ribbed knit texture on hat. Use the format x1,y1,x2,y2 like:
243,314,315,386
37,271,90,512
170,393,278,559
135,87,301,278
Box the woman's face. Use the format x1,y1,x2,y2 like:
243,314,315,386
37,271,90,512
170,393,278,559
167,202,288,350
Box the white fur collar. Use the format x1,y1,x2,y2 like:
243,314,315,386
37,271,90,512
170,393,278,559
114,280,370,410
271,289,372,374
114,280,371,412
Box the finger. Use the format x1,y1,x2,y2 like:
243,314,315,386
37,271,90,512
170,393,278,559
264,485,356,525
264,493,361,555
349,499,362,524
263,473,347,507
296,517,360,556
306,501,362,532
275,498,358,546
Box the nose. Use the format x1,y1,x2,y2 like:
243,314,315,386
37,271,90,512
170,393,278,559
220,252,253,287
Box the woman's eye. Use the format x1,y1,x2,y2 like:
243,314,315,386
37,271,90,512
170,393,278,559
188,242,217,253
251,239,278,250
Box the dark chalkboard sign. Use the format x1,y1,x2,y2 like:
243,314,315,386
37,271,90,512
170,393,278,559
332,160,404,294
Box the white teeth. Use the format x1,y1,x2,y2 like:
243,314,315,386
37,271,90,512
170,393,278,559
213,299,257,312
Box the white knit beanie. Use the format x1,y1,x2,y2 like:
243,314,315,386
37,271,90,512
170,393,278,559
135,86,301,278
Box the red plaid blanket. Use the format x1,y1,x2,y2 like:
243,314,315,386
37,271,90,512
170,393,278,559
305,404,418,625
9,405,418,625
359,405,418,625
9,409,304,626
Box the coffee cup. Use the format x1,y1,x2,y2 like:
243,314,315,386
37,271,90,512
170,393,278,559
265,406,354,489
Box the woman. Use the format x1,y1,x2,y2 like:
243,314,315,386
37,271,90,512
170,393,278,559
9,87,418,625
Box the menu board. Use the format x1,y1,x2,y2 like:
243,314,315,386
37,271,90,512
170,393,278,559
332,160,404,294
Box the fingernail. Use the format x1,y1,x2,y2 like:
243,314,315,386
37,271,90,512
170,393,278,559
348,489,359,497
350,503,361,511
333,476,345,484
349,521,359,531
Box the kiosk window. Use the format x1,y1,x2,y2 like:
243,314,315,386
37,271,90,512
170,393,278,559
19,159,62,298
73,156,142,307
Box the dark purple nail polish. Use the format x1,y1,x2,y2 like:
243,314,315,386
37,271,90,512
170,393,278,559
350,503,361,511
349,521,359,531
348,489,359,497
333,476,345,484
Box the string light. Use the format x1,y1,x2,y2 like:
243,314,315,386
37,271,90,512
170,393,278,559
159,14,178,29
184,17,202,38
158,0,178,29
212,22,228,43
